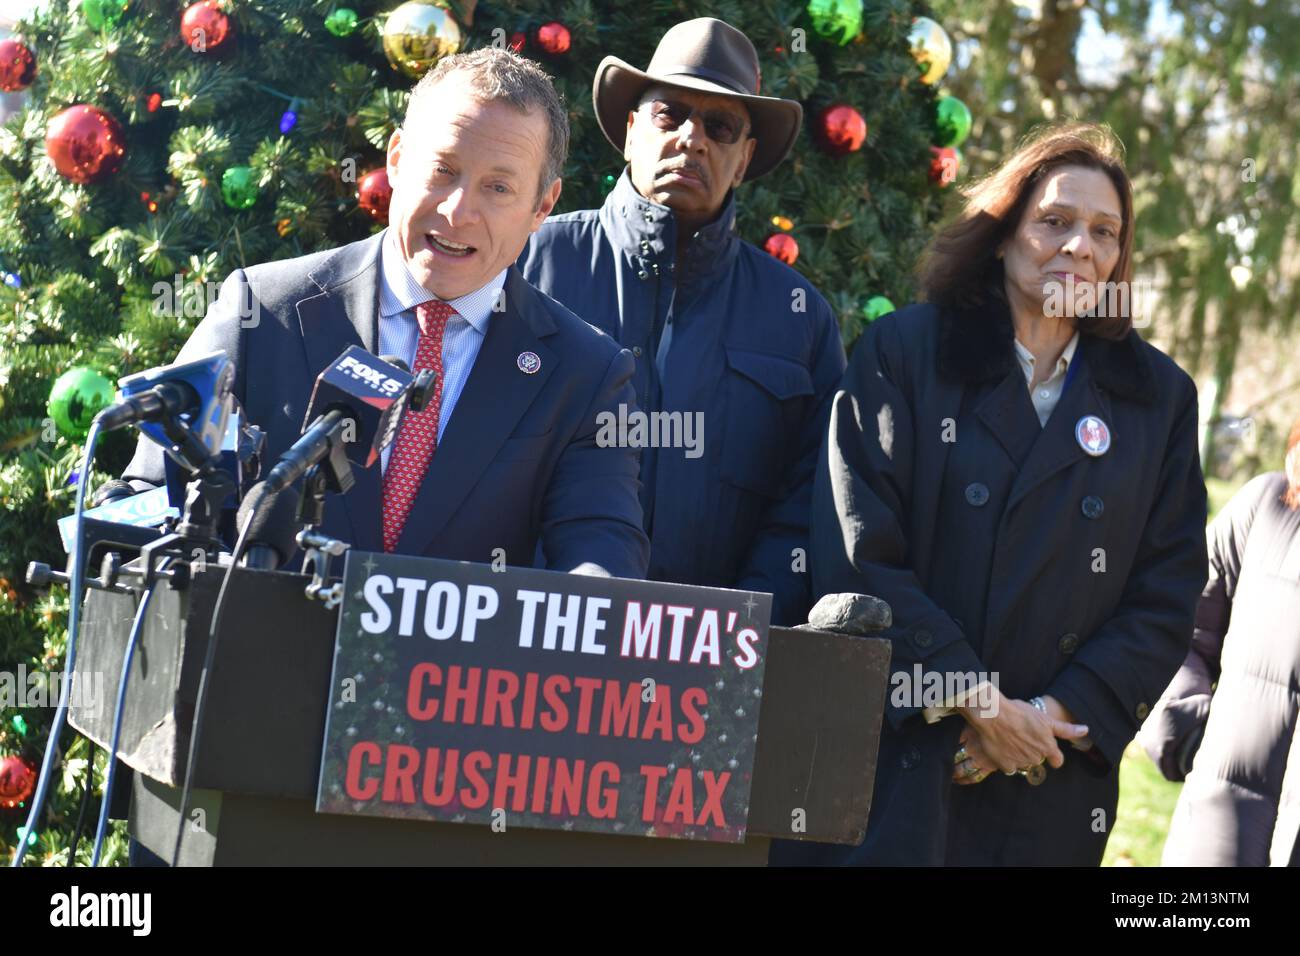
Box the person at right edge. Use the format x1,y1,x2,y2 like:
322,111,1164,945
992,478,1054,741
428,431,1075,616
774,124,1208,866
1139,418,1300,867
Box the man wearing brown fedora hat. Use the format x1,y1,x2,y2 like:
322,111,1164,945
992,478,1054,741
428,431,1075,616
520,18,845,626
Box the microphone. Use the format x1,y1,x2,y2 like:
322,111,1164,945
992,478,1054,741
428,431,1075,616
264,346,419,493
236,482,302,571
98,352,235,468
163,400,264,517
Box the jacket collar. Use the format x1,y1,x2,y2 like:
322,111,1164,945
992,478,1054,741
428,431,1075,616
935,292,1158,405
602,167,739,285
305,229,556,344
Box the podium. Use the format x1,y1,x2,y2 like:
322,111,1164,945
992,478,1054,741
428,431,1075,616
70,564,890,865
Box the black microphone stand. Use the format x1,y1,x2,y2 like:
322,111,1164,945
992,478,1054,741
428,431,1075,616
295,367,436,608
136,413,234,589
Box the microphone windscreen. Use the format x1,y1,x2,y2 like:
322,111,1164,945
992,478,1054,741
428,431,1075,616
236,482,302,571
116,351,235,461
302,346,415,469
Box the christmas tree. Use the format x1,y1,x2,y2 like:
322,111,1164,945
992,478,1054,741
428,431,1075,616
0,0,954,864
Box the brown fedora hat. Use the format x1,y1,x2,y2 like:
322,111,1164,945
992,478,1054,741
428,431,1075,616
593,17,803,181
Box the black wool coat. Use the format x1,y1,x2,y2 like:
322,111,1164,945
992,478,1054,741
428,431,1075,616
779,299,1208,866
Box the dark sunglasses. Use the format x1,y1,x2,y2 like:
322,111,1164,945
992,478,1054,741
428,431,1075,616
640,99,748,145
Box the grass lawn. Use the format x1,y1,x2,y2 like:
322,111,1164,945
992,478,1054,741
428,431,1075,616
1206,476,1242,521
1104,740,1184,866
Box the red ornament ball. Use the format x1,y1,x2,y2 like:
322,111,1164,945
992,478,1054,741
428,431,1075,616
764,232,799,265
508,31,527,54
146,92,162,113
180,0,235,56
929,145,960,186
817,104,867,156
535,21,571,56
358,167,392,222
45,105,127,184
0,753,37,810
0,38,36,92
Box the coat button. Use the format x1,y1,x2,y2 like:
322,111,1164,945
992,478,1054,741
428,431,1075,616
1081,495,1104,519
965,482,990,507
632,346,643,358
910,629,933,650
637,270,648,280
1136,701,1150,720
1058,633,1079,654
900,746,921,770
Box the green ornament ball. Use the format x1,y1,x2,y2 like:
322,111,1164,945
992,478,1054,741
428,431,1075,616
220,165,259,210
47,366,115,439
934,95,973,148
11,714,27,737
807,0,863,46
601,173,617,195
863,295,896,323
82,0,129,30
324,7,359,38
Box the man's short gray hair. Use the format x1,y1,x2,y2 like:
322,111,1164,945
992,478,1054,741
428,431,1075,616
406,47,569,204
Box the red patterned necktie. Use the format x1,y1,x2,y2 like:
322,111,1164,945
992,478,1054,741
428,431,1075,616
382,299,453,552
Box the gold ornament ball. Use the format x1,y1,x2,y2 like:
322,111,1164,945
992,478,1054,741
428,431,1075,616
382,1,462,79
909,16,953,86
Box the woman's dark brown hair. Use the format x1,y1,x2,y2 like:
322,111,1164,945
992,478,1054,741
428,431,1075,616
1284,418,1300,510
918,122,1136,340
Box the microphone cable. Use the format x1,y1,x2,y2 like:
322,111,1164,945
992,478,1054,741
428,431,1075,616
11,419,103,867
65,741,97,866
91,558,173,865
169,481,267,866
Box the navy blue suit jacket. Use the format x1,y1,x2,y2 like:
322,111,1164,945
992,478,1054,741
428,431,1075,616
121,231,650,578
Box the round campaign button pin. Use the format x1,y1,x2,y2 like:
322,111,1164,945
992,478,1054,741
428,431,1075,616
1075,415,1111,457
517,351,541,374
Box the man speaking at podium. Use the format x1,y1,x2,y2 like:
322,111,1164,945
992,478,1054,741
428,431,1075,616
118,49,649,579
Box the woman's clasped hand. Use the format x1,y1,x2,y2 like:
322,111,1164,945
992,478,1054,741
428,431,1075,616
952,690,1089,785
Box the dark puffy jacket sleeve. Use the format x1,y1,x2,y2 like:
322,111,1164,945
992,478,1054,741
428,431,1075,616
811,316,986,730
1138,473,1268,780
1046,374,1209,769
733,294,847,625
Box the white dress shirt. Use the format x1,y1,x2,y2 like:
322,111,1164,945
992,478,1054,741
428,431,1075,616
376,229,508,472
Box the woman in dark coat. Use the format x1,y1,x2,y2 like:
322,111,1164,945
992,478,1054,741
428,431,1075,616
1139,420,1300,866
785,124,1208,866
